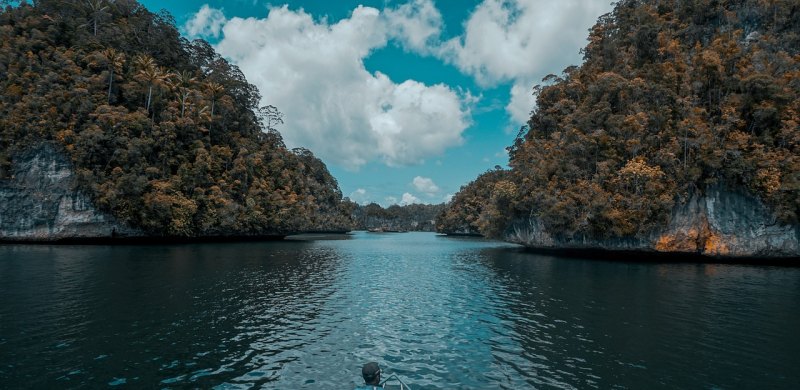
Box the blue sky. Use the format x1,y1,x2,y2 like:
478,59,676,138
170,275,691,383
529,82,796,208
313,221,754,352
140,0,613,206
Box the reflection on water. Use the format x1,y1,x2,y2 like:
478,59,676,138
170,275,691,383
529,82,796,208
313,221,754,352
1,233,798,389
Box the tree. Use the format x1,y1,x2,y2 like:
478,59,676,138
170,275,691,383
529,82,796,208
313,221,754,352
101,48,124,103
258,104,283,132
79,0,112,36
448,0,800,241
256,104,284,145
168,70,197,117
202,81,224,119
133,54,167,113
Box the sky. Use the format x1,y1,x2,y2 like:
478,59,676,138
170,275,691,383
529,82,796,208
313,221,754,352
140,0,614,206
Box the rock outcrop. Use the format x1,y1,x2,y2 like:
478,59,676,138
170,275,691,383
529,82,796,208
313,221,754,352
506,188,799,259
0,144,142,242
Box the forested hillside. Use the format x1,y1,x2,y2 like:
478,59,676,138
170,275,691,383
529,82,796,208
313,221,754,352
436,169,511,236
353,202,445,232
0,0,352,236
441,0,799,243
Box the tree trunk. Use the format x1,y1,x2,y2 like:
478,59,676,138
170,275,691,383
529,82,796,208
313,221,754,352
209,100,215,136
146,85,152,112
107,69,113,103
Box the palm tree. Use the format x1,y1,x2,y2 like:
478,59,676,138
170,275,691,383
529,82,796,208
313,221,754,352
78,0,112,36
202,81,224,118
134,54,167,113
101,48,125,103
202,81,224,135
168,70,197,117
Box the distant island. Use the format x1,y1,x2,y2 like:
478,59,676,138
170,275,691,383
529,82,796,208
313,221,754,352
353,203,445,232
0,0,352,241
438,0,799,259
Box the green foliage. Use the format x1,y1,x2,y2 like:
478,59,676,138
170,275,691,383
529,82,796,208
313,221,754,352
0,0,353,236
445,0,800,239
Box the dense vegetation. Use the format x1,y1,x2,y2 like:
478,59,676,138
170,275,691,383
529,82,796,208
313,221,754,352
441,0,799,240
0,0,353,236
436,169,511,236
353,202,445,232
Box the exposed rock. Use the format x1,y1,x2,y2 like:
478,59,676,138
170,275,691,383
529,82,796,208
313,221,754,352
0,144,142,241
506,187,799,258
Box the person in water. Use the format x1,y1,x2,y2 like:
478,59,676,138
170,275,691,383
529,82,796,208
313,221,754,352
356,362,382,389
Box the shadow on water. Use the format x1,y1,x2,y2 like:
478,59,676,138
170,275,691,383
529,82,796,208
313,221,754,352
0,241,346,388
476,247,800,389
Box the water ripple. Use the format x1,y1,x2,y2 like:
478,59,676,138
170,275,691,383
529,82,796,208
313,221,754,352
1,235,799,389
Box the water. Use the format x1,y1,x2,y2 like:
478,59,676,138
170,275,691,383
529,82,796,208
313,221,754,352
0,232,798,389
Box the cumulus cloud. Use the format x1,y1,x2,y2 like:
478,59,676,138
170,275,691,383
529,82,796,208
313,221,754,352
184,5,227,39
436,0,614,123
400,192,421,205
412,176,440,195
187,0,613,165
506,80,537,123
440,0,610,85
349,188,369,204
195,4,472,170
384,0,443,53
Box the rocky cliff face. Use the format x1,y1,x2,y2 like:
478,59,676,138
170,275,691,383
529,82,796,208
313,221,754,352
0,145,141,241
506,187,799,258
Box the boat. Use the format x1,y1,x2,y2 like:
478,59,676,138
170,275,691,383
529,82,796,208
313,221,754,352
381,373,412,390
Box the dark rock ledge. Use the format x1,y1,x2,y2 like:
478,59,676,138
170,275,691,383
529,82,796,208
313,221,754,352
0,145,286,244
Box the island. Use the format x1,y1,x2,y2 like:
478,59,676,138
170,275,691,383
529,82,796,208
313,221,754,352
438,0,800,259
0,0,352,241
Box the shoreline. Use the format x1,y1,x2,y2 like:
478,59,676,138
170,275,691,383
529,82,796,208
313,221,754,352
519,245,800,266
0,234,290,245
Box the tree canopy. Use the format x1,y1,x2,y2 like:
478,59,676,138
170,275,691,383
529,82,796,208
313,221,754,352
440,0,800,240
0,0,353,236
353,202,445,232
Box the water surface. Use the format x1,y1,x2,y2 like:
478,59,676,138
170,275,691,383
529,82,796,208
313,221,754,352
1,232,798,388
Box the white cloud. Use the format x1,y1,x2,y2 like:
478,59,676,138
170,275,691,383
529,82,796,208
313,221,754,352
384,0,443,53
385,196,399,205
199,4,472,170
184,5,227,39
189,0,613,163
412,176,440,195
349,188,369,204
506,80,537,123
400,192,421,205
444,193,454,203
436,0,614,123
439,0,610,85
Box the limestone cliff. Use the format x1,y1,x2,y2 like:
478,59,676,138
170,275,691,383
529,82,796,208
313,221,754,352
0,145,141,242
506,188,799,259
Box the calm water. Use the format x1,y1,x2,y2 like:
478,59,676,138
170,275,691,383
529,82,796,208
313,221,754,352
0,232,798,389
